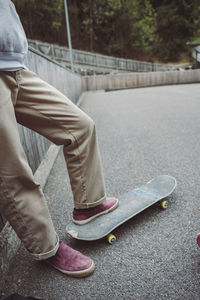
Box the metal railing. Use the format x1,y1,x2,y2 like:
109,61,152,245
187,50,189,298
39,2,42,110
28,39,176,74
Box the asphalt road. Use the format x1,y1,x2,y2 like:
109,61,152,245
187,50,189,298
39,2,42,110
1,84,200,299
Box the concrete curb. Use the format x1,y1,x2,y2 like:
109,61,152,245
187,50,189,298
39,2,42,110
0,144,60,291
34,145,60,190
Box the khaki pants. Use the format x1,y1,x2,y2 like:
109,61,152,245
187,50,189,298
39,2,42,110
0,69,106,260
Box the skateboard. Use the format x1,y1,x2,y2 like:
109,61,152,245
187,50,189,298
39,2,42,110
66,175,176,244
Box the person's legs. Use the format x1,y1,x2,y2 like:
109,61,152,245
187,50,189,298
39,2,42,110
0,70,95,277
15,69,107,210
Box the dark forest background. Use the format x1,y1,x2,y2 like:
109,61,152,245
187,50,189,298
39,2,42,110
13,0,200,62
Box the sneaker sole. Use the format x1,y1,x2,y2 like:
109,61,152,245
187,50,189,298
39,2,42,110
48,260,95,278
73,198,119,225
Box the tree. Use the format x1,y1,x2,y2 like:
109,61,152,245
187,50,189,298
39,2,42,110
151,0,197,61
126,0,157,58
13,0,65,44
12,0,200,62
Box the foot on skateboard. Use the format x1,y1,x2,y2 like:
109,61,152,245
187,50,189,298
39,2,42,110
73,197,119,225
67,175,176,243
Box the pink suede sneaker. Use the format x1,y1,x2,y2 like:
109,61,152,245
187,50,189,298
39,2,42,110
46,242,95,277
73,197,119,225
197,233,200,248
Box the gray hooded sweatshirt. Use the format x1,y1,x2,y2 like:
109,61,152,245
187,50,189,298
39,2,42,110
0,0,28,70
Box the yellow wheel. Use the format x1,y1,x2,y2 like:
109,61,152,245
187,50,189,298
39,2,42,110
107,233,116,244
161,200,168,209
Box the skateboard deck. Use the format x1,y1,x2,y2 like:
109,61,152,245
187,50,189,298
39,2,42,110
66,175,176,243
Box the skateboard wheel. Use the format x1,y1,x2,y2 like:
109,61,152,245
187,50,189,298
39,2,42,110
161,200,168,209
107,233,116,244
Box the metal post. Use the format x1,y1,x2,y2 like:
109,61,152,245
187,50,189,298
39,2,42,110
64,0,74,72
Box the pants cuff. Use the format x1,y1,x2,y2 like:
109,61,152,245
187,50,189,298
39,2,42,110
29,235,60,260
75,195,106,209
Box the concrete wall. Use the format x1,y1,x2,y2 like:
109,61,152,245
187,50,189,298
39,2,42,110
0,47,83,291
82,69,200,91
